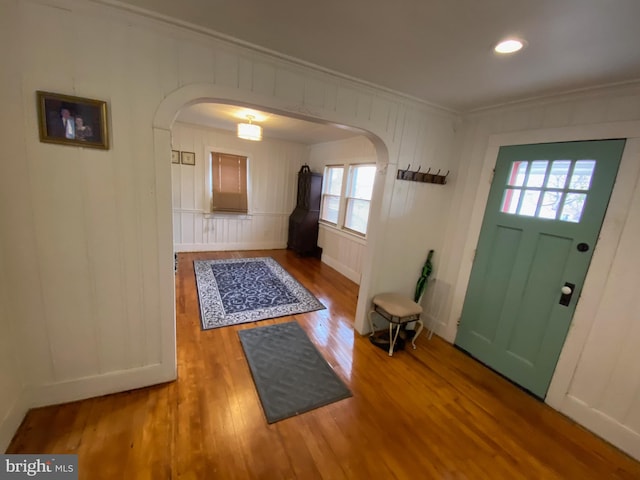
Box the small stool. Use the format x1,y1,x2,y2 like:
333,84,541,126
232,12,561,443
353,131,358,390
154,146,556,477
368,293,424,356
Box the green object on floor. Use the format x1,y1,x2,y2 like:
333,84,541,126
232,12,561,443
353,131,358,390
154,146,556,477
414,250,434,303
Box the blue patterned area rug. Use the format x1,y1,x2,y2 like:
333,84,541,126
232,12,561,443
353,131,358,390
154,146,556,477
238,321,352,423
194,257,325,330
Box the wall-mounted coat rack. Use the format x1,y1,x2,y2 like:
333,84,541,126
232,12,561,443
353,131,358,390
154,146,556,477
396,165,449,185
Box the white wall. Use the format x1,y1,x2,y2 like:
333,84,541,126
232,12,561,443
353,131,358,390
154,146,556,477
0,239,27,452
149,53,460,338
308,136,377,284
440,83,640,460
2,0,636,461
171,122,308,251
0,0,60,447
0,0,177,415
305,124,457,311
0,0,459,445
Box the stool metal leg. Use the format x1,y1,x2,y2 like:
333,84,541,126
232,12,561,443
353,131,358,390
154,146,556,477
411,319,424,350
389,323,402,356
368,309,376,336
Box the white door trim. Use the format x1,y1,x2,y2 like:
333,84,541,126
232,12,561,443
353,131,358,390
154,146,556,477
453,120,640,409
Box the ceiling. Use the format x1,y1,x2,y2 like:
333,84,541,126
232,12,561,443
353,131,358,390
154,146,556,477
176,104,363,145
123,0,640,142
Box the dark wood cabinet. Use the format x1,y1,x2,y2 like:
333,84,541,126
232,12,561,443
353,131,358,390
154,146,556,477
287,165,322,257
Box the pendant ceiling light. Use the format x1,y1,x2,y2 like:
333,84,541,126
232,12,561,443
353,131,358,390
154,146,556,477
237,115,262,141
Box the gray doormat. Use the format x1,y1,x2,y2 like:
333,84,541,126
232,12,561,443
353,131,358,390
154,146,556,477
238,321,352,423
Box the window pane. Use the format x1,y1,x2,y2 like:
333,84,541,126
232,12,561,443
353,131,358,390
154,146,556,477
349,165,376,200
526,160,548,187
569,160,596,190
324,167,344,195
321,195,340,223
212,153,248,213
507,161,528,187
518,189,541,216
538,191,563,220
560,193,587,223
501,158,593,223
501,188,521,214
345,198,370,234
547,160,571,189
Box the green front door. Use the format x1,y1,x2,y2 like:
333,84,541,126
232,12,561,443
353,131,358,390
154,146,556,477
455,139,625,398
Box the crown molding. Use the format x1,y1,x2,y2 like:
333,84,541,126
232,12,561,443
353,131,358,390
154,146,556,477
89,0,457,116
467,78,640,117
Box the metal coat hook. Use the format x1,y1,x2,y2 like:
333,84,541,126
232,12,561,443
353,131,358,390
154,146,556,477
396,165,449,185
439,170,450,184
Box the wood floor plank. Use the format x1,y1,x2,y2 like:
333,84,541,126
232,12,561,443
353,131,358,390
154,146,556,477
6,249,640,479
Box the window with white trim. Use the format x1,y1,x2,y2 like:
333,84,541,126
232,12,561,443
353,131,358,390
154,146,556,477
320,163,376,236
320,166,343,224
210,152,248,214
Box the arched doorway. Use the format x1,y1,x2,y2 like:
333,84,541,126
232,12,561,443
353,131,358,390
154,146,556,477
152,84,393,376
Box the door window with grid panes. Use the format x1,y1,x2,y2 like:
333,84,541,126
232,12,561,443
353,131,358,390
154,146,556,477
501,159,596,223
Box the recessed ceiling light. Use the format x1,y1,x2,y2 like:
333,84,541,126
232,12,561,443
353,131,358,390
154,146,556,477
494,38,524,54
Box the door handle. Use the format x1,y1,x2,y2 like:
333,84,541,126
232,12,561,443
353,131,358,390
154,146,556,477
559,282,575,306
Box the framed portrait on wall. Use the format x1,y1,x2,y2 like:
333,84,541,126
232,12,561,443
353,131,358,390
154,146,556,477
181,151,195,166
36,91,109,149
172,150,180,164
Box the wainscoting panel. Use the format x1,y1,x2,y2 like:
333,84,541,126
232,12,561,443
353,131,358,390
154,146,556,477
171,123,307,251
0,241,26,452
318,226,365,284
173,212,289,252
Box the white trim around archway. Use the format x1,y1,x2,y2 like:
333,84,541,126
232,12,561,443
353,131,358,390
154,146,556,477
152,83,394,381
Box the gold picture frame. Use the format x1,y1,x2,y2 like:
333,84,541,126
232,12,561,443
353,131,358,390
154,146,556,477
181,151,195,166
37,91,109,149
171,150,180,164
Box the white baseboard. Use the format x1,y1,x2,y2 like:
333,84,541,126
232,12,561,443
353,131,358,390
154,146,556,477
0,364,175,451
561,394,640,461
320,254,361,284
174,241,286,252
0,388,29,452
421,314,440,337
26,363,176,409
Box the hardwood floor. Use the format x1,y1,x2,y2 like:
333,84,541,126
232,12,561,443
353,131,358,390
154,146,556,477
7,250,640,479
